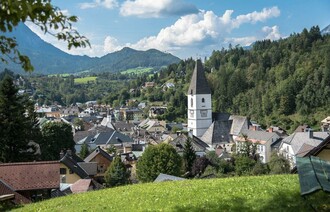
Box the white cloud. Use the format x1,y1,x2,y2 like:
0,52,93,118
120,0,198,18
103,36,122,53
225,36,258,47
80,0,118,9
128,7,280,53
262,25,282,40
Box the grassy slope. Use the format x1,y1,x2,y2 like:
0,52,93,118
120,67,153,75
15,175,329,211
74,76,97,84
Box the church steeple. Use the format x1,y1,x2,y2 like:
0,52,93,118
187,59,212,137
188,59,211,95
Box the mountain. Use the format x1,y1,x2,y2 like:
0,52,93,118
0,24,180,75
321,24,330,35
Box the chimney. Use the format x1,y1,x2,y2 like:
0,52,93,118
67,149,72,156
309,129,313,138
268,127,273,133
60,150,65,159
252,125,257,131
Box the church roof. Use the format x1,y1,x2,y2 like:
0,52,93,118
201,120,232,145
188,59,211,95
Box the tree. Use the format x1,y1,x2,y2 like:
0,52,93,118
0,0,90,71
191,156,210,177
79,143,90,159
40,121,75,160
137,143,182,183
0,74,41,162
268,152,290,174
182,137,196,175
104,156,130,187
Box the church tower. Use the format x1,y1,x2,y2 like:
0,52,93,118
187,59,212,137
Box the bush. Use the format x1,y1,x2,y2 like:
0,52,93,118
137,143,182,182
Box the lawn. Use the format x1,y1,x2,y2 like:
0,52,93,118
121,67,153,75
74,76,97,84
12,174,330,211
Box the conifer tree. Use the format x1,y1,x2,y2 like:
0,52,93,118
183,137,196,174
104,156,130,187
0,74,40,162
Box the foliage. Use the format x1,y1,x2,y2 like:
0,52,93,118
40,121,75,160
106,145,117,155
251,161,269,175
137,143,182,182
233,155,257,176
79,143,89,159
14,175,330,211
191,156,210,177
203,26,330,132
104,156,130,187
182,137,196,174
0,0,89,71
0,74,40,162
268,152,291,174
73,118,84,131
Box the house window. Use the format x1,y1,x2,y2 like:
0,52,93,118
69,169,74,174
202,98,205,103
191,98,193,107
60,168,67,175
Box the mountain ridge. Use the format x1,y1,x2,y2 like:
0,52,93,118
0,24,180,75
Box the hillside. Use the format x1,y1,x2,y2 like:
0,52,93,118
0,24,180,75
12,175,329,211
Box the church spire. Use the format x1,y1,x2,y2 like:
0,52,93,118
188,59,211,95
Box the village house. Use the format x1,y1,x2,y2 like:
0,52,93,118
60,150,97,184
321,116,330,132
75,129,134,154
84,147,114,182
0,161,60,203
278,130,329,167
235,129,282,163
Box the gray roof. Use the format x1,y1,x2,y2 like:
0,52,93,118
282,131,328,155
170,134,209,153
239,129,279,144
91,131,133,145
201,121,232,145
187,59,211,95
154,173,185,182
77,162,98,175
229,115,250,136
84,146,114,162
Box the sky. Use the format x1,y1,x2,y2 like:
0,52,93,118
26,0,330,59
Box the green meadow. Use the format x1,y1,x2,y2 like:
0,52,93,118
14,175,330,211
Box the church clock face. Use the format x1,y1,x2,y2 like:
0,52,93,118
200,110,207,117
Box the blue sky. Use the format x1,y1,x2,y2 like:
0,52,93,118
27,0,330,59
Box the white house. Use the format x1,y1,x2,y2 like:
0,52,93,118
278,130,329,168
235,129,281,163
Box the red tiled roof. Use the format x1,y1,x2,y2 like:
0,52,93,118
0,161,60,191
0,180,31,204
70,179,92,193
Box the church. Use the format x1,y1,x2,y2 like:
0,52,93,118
187,59,250,150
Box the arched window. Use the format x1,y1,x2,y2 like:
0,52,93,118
191,98,193,107
202,98,205,103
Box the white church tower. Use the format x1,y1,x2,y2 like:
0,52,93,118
187,59,212,137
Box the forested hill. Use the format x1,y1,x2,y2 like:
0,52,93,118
206,26,330,131
156,26,330,132
0,24,180,74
